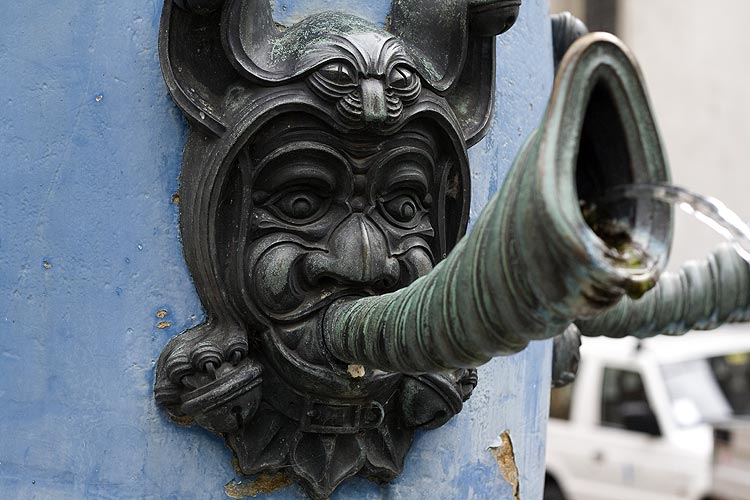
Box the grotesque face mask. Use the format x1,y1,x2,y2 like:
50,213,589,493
242,116,441,325
155,1,520,497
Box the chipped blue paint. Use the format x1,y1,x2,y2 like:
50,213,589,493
0,1,552,498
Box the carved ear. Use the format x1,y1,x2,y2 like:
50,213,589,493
159,0,238,136
390,0,521,146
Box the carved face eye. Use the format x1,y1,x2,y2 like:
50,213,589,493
388,66,417,90
317,62,358,87
381,193,424,226
268,189,328,223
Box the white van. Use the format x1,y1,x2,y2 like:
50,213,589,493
544,324,750,500
711,418,750,500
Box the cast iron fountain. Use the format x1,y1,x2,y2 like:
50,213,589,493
153,2,750,497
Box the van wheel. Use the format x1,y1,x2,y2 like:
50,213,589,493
543,476,567,500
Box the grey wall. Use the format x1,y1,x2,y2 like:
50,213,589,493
618,1,750,269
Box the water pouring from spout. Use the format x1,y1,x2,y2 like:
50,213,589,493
598,183,750,264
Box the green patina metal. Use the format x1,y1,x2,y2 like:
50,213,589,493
324,32,749,373
577,243,750,338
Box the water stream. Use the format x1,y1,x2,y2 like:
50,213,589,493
600,183,750,264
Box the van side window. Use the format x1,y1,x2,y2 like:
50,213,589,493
601,367,660,435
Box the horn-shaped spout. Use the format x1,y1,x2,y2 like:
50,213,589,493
323,33,673,373
576,243,750,338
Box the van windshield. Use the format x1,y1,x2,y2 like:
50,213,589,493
661,352,750,427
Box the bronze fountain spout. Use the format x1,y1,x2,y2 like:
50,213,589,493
326,33,743,374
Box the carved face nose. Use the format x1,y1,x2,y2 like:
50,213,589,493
303,214,400,290
360,78,387,123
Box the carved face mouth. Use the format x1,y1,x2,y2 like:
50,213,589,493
248,239,433,323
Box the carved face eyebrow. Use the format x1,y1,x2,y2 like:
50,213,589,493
370,142,434,192
253,142,348,194
256,163,337,193
383,164,430,194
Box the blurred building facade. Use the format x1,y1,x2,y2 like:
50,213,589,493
551,0,750,269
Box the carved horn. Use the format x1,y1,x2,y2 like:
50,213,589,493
458,1,522,145
389,0,523,145
222,0,285,84
159,0,237,135
467,0,522,36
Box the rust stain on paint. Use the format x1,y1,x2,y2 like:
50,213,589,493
170,414,194,426
231,458,243,475
156,321,171,329
490,431,520,500
156,309,168,319
224,473,292,498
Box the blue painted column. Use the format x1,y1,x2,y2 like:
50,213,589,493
0,1,553,498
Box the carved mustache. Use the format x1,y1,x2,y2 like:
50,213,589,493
247,236,433,324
